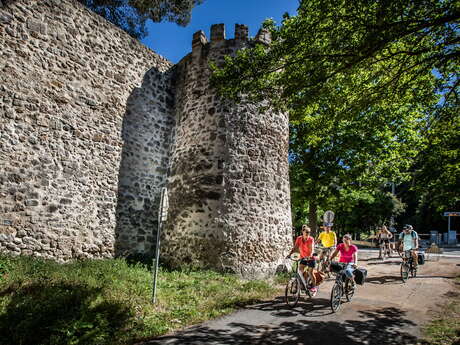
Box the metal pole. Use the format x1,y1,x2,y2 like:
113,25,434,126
448,216,451,232
152,219,161,303
152,188,166,304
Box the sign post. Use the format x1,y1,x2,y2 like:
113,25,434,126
153,187,168,304
323,210,335,227
443,212,460,232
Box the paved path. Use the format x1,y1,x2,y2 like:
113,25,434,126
143,255,460,345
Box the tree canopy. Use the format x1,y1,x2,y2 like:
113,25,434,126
78,0,204,39
212,0,459,116
212,0,459,233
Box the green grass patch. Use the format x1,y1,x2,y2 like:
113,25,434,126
422,277,460,345
0,254,277,345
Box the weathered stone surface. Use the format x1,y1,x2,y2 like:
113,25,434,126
0,0,174,261
163,24,292,278
0,2,292,277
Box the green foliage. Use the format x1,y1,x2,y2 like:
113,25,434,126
413,108,460,213
0,254,276,345
212,0,458,114
76,0,205,39
333,189,405,236
212,0,459,229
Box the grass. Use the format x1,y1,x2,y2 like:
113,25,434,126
422,277,460,345
0,254,278,345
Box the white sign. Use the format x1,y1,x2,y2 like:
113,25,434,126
323,210,335,224
159,187,169,223
443,212,460,216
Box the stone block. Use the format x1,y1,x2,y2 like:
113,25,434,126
25,199,39,206
211,23,225,42
27,19,41,33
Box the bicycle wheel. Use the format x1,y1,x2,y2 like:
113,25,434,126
304,275,313,299
345,279,355,302
400,263,409,282
285,278,301,308
323,258,332,279
330,282,343,312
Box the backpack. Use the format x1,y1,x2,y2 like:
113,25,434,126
401,230,417,239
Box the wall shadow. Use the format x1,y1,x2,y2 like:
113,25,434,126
0,281,132,345
114,66,175,259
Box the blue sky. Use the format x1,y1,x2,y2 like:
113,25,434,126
141,0,300,63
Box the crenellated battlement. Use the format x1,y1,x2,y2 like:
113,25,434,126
191,23,271,61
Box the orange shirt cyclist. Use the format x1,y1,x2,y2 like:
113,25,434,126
287,225,318,293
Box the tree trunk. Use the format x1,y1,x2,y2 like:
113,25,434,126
309,202,318,237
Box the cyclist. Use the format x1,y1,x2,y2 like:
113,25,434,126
316,223,337,263
397,224,419,268
330,234,358,281
377,225,393,259
286,225,318,294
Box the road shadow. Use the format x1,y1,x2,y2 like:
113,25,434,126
247,296,333,318
366,273,454,284
366,275,404,285
141,307,420,345
367,260,401,266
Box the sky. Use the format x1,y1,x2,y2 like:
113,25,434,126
141,0,300,63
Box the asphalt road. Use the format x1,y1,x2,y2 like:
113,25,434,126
142,254,460,345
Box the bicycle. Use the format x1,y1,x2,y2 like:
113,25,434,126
378,240,392,260
398,249,417,282
329,262,356,313
315,245,335,278
285,255,318,308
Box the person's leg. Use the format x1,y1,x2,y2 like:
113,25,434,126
307,266,316,286
412,250,418,267
345,263,355,281
379,241,383,258
299,263,307,283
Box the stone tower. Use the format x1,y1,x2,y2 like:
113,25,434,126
162,24,292,277
0,0,292,275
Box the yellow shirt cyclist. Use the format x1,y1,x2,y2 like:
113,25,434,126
317,229,337,248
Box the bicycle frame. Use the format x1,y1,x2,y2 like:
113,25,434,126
330,265,355,312
285,257,314,307
400,249,417,282
316,246,334,276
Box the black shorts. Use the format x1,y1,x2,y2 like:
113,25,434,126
299,258,316,268
379,239,390,245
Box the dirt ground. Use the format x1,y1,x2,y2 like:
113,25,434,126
146,254,460,345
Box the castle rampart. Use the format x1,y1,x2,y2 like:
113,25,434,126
0,0,175,259
163,24,292,276
0,0,292,276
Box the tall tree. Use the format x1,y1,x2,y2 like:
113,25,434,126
212,0,459,116
77,0,204,39
212,0,458,229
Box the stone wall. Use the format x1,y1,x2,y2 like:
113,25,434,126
0,0,175,260
163,24,292,277
0,0,293,276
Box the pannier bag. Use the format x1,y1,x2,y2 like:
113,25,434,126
417,252,425,265
313,270,326,285
353,268,367,285
330,262,343,273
